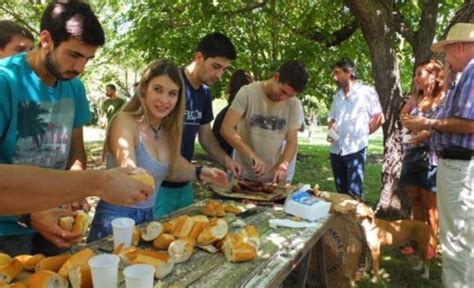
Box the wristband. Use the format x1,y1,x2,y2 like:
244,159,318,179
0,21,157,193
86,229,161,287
17,214,31,228
195,165,203,181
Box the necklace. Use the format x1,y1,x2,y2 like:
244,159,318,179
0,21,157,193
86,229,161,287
150,124,161,140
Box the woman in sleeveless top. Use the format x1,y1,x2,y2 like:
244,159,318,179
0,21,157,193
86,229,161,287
88,59,228,242
400,60,445,255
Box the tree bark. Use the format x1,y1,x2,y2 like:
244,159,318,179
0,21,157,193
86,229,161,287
343,0,410,217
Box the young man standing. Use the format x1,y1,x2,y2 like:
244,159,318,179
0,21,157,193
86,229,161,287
221,60,309,183
327,58,384,199
0,0,105,256
100,83,125,127
154,32,241,218
0,20,34,59
403,23,474,287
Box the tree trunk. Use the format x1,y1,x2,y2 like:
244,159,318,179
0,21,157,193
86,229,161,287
343,0,410,217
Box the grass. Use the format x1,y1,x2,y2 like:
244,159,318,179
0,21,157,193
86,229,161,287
84,125,442,288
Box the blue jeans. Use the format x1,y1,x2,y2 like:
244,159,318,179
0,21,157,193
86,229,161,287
87,201,153,243
153,182,194,219
330,147,367,198
0,233,68,257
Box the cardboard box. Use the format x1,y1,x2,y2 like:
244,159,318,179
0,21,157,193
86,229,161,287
284,185,331,221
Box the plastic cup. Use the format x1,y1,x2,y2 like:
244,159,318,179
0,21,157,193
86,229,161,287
88,254,120,288
111,217,135,248
124,264,155,288
327,129,340,141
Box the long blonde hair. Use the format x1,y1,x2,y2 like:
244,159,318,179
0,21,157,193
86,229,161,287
106,59,185,176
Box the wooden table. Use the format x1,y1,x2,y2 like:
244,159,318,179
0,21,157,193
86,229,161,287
84,200,334,288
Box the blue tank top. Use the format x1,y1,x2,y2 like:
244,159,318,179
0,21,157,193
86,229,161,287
106,134,169,209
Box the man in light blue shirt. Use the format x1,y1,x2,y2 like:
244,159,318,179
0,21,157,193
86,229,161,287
327,58,384,199
0,0,105,256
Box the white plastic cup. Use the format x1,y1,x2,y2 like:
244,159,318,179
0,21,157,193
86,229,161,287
327,129,340,141
111,217,135,248
123,264,155,288
88,254,120,288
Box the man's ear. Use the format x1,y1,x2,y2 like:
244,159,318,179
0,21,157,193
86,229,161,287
194,51,204,63
273,72,280,82
40,30,53,50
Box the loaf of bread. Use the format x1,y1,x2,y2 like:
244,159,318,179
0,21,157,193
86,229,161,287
223,241,257,263
68,266,92,288
58,210,91,237
152,233,175,250
0,259,22,284
0,282,26,288
240,224,260,249
58,248,94,279
171,215,195,239
58,216,74,232
132,227,141,246
202,200,225,217
140,221,163,242
27,270,68,288
114,245,139,265
71,210,91,236
188,222,209,242
35,254,70,273
223,204,244,215
197,218,228,246
168,237,196,263
131,173,155,188
0,253,12,267
14,254,44,271
133,253,174,279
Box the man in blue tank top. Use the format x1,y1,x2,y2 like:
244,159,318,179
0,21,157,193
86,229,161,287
154,32,241,218
0,0,105,256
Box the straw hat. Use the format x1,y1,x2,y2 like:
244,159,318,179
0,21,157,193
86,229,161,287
431,23,474,52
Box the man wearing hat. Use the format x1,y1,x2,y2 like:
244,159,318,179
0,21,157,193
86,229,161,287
402,22,474,287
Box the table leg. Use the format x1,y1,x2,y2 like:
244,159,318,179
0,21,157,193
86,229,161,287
315,238,327,288
294,251,311,287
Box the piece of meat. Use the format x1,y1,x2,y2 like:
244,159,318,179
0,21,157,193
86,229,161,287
238,180,274,194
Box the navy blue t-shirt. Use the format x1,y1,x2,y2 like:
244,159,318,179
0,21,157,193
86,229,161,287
162,68,214,188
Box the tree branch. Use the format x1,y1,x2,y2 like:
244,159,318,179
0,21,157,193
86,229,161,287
393,6,414,45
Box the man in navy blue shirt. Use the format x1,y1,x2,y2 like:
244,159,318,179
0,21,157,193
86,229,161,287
154,32,241,218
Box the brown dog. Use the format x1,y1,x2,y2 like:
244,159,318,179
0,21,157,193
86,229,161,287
354,202,434,282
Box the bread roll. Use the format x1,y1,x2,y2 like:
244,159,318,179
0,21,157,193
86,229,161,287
197,218,228,246
68,266,92,288
140,221,163,242
202,200,225,217
223,204,244,215
71,211,91,236
152,233,175,250
168,237,195,264
191,215,209,223
0,259,22,284
58,216,74,232
27,270,68,288
171,216,195,239
0,254,12,268
240,224,260,248
132,227,141,246
35,254,70,273
14,254,44,272
115,246,139,266
3,283,26,288
188,222,209,242
131,174,155,188
133,254,174,279
223,241,257,263
58,248,94,279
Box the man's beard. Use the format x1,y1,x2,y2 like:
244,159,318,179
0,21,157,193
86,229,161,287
44,50,78,81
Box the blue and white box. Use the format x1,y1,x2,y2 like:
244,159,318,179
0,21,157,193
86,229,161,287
284,184,331,221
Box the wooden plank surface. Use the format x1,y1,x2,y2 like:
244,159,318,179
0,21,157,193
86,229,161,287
83,200,333,287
